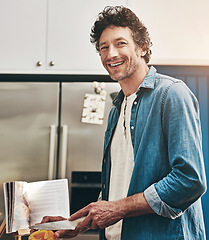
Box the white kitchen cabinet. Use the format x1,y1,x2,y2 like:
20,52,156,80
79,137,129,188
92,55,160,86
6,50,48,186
0,0,47,72
47,0,108,74
0,0,128,74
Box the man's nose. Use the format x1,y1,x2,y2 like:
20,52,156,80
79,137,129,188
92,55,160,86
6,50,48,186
107,46,119,59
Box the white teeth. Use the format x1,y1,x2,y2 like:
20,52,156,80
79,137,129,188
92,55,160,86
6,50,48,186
109,62,123,67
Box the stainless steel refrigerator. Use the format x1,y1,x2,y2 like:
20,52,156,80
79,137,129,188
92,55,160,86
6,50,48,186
0,81,120,240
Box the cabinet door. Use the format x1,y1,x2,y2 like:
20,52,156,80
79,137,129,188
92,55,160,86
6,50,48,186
0,0,47,72
47,0,127,74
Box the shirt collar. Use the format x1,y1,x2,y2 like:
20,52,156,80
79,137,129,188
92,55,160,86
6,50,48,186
137,66,156,91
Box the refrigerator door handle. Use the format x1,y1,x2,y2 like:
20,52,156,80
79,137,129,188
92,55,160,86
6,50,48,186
48,125,57,180
60,125,68,179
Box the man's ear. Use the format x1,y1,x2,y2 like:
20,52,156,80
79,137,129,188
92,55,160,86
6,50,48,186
140,46,147,57
137,46,147,57
141,51,147,57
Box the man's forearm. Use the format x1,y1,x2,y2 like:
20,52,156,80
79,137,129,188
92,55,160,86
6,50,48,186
116,192,154,219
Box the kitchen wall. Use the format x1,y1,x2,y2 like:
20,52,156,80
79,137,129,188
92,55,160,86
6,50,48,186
129,0,209,66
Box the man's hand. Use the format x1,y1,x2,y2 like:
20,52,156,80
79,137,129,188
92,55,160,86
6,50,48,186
69,200,122,231
30,216,66,234
41,216,67,223
39,216,84,239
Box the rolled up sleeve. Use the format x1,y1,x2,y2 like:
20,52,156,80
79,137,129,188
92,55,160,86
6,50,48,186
144,184,182,219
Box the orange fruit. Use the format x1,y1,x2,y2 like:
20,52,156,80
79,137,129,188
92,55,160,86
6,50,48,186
28,230,56,240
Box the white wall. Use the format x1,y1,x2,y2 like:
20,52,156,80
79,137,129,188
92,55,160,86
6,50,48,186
128,0,209,66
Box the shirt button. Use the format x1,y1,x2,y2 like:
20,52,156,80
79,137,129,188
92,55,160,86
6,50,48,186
103,184,106,189
134,101,137,105
131,126,134,130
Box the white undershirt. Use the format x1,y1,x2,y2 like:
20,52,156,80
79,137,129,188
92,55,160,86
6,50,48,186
105,93,136,240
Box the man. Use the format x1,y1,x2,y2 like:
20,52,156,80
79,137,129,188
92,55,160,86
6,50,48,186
42,6,207,239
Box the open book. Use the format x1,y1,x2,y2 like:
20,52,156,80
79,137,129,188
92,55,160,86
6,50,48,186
3,179,70,234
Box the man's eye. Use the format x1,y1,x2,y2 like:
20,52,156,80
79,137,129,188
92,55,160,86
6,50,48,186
118,42,126,46
100,46,108,51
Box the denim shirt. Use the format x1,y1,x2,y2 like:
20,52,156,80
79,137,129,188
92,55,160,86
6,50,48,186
100,66,207,240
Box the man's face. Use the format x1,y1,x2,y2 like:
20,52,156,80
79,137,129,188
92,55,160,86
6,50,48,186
99,25,145,81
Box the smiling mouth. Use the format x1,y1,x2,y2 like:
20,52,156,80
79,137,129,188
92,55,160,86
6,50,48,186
108,61,124,67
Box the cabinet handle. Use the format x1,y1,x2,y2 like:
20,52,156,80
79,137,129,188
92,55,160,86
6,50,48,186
37,61,42,66
49,61,55,66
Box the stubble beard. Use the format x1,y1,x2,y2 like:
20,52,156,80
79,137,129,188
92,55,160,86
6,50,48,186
108,58,139,82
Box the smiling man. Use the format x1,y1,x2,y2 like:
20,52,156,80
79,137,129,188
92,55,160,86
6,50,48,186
99,25,149,98
99,26,147,81
41,6,207,240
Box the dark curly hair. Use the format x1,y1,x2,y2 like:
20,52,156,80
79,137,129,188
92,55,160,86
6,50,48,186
90,6,152,63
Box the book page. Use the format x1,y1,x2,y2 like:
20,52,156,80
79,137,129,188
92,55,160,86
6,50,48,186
27,179,70,226
12,182,30,232
4,181,29,233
